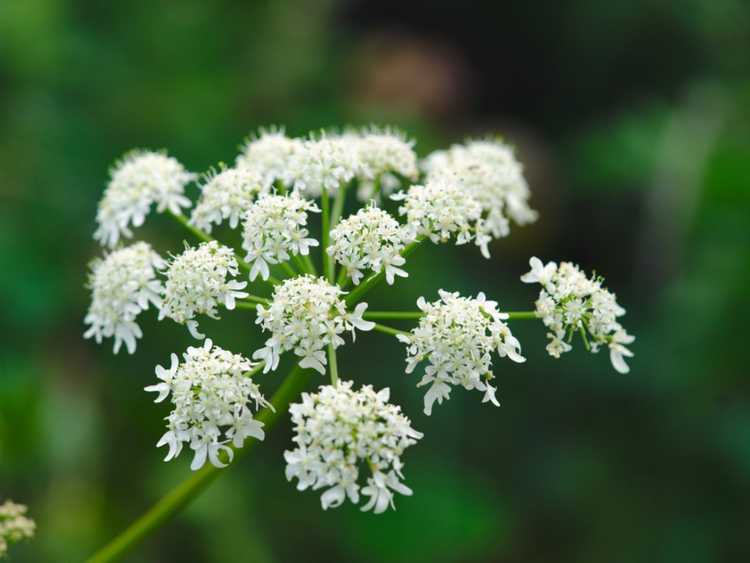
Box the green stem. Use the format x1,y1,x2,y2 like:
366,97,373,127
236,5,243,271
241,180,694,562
371,323,409,337
327,343,339,385
505,311,538,320
330,182,348,231
302,254,318,277
279,261,298,278
336,266,349,288
236,295,272,308
363,311,423,320
321,189,332,282
86,365,312,563
345,238,423,306
292,254,312,276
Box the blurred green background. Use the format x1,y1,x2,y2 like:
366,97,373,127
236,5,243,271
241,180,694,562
1,1,749,561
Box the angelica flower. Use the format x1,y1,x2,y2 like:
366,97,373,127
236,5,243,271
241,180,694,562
253,275,374,374
398,289,525,415
0,500,35,558
236,128,303,190
423,139,537,255
94,150,195,247
393,180,486,254
160,241,248,339
84,242,165,354
288,135,361,197
521,256,634,373
190,166,265,232
146,339,269,471
328,206,414,285
241,193,320,281
285,381,422,513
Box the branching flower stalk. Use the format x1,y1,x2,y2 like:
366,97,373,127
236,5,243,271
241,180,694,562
84,126,634,561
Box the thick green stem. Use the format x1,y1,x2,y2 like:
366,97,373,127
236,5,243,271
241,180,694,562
236,295,272,308
330,182,348,231
320,189,332,282
327,343,339,385
505,311,538,320
364,311,423,320
371,323,409,337
86,365,311,563
279,261,298,278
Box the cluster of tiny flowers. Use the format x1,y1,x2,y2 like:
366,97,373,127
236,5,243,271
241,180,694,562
398,290,525,415
289,135,361,197
84,242,165,354
0,501,35,558
285,381,422,513
190,167,266,232
241,193,320,281
236,128,303,190
345,128,419,201
328,206,414,285
146,339,269,471
423,139,537,255
393,180,485,253
94,150,195,247
521,257,634,373
253,276,374,374
159,241,248,339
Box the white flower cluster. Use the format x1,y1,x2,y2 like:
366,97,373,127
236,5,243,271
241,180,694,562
285,381,422,513
160,241,248,339
289,135,361,197
521,257,634,373
84,242,165,354
393,180,485,253
94,150,195,247
190,167,265,232
328,206,413,285
146,339,269,471
398,290,525,415
423,139,537,255
241,193,320,281
0,500,35,558
236,128,303,190
253,276,374,374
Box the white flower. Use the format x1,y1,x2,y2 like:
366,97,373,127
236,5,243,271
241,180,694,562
398,289,525,415
253,276,374,374
285,381,422,513
0,500,35,557
190,166,265,232
146,339,269,471
288,134,361,197
236,127,304,190
159,241,248,339
328,205,414,285
94,150,195,247
423,138,537,255
84,242,165,354
241,193,320,281
521,256,634,373
393,180,485,253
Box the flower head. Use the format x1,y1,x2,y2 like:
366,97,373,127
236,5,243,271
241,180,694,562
241,193,320,281
160,241,248,339
521,257,634,373
289,135,361,197
328,206,414,285
285,380,422,513
253,275,374,374
190,166,265,232
423,139,537,255
84,242,165,354
94,150,195,247
236,127,304,190
398,290,525,415
146,339,269,471
0,500,35,558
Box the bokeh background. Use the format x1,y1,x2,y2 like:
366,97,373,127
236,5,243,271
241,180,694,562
2,1,750,561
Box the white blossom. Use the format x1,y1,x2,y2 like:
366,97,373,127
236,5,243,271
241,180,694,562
0,501,35,557
521,257,634,373
423,138,537,256
190,166,265,232
392,180,486,254
285,380,422,513
159,241,248,339
328,205,414,285
94,150,195,247
146,339,269,471
241,193,320,281
288,134,361,197
398,289,525,415
84,242,165,354
236,127,304,190
253,276,374,374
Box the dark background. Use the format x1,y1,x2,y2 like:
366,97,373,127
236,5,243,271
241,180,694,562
1,1,749,561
